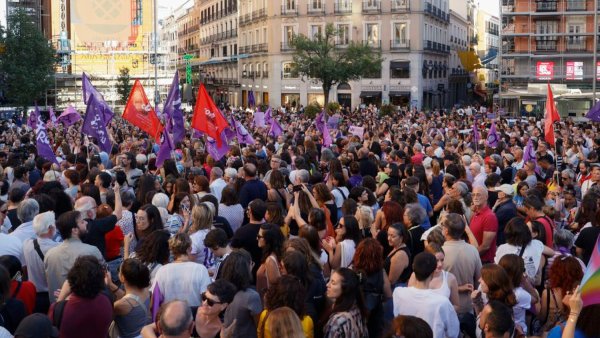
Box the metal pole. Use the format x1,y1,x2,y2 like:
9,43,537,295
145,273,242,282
498,1,503,109
594,0,598,101
154,0,159,107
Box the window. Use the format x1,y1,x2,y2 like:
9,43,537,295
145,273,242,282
393,22,408,47
282,62,297,78
365,0,379,9
311,25,323,40
284,25,296,43
311,0,322,9
337,24,350,45
285,0,295,10
365,23,379,46
391,61,410,78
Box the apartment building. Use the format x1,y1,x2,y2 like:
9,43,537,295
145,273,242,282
500,0,598,116
474,9,499,103
220,0,451,110
448,9,470,105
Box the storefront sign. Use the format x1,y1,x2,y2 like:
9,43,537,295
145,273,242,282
566,61,583,80
536,62,554,80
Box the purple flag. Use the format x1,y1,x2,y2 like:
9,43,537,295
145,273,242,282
56,105,82,127
486,120,500,148
335,130,343,139
265,107,273,125
586,100,600,122
163,71,185,143
327,114,340,130
34,107,58,164
523,138,536,163
49,107,57,124
268,119,283,137
26,109,37,130
316,111,332,147
192,129,203,139
155,130,174,167
82,93,113,153
205,132,230,160
253,110,265,128
231,115,255,145
248,91,255,107
82,72,114,126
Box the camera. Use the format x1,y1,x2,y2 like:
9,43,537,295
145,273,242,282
293,185,303,192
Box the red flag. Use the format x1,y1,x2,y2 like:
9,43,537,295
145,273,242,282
123,80,164,140
192,84,229,146
544,83,560,147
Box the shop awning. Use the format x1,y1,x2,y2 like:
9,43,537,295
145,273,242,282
360,91,381,98
389,91,410,96
457,50,483,72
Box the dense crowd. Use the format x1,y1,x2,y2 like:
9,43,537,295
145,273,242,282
0,103,599,338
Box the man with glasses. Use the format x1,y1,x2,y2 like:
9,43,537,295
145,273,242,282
262,154,281,184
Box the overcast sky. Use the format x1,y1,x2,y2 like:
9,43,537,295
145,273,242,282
479,1,500,16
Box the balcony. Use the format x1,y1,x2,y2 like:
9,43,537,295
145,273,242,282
536,40,557,51
281,5,298,16
280,41,294,51
391,0,410,12
566,40,587,51
390,39,410,51
424,3,449,22
536,0,557,12
566,0,586,11
251,43,268,53
262,71,269,78
254,8,267,19
239,45,251,54
239,13,251,26
424,40,450,54
362,1,381,13
334,1,352,13
362,40,382,49
307,4,325,15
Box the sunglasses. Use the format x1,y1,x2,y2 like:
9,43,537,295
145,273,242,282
201,292,223,306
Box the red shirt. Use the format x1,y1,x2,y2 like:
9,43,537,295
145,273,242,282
10,280,37,314
50,293,113,338
469,205,498,263
104,226,124,260
411,153,424,166
533,215,554,248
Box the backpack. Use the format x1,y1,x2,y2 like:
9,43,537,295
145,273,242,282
357,270,384,315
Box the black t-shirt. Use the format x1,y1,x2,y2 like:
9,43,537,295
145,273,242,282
575,226,600,265
83,215,117,259
7,209,21,231
230,222,263,279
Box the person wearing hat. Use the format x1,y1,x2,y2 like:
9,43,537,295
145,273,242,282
492,185,517,246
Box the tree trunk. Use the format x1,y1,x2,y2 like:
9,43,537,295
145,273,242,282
323,85,331,106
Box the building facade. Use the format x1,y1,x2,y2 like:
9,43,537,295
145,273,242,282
226,0,452,110
500,0,598,117
474,8,499,104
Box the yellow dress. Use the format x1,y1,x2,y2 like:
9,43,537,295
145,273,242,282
257,309,314,338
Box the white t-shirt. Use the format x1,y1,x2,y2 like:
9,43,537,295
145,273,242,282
331,186,349,209
340,239,355,268
513,287,532,334
393,286,460,338
152,261,211,307
190,228,214,269
494,240,544,281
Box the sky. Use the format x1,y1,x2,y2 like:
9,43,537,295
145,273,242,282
479,1,500,16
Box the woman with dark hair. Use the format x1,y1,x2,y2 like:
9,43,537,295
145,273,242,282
433,175,457,213
385,223,412,287
136,174,157,206
194,279,237,338
265,202,286,235
495,217,549,284
258,275,313,338
80,183,102,206
129,204,163,252
267,170,290,211
321,215,362,270
513,181,529,214
0,265,26,334
129,230,170,284
352,238,392,338
321,268,368,338
537,255,584,334
164,192,191,235
376,163,400,198
221,249,263,338
312,183,338,229
160,159,179,180
257,223,285,297
498,254,534,335
51,255,113,338
385,315,433,338
219,185,244,233
299,225,328,267
373,200,404,255
162,175,176,196
105,258,151,338
0,254,36,314
192,175,211,200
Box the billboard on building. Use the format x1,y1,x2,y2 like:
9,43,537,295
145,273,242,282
536,62,554,80
566,61,583,80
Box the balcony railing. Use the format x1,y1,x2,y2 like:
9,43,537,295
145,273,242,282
536,41,557,51
566,40,587,51
280,41,294,51
390,39,410,50
424,3,449,22
362,39,382,49
391,0,410,12
536,1,557,12
566,0,586,11
281,5,298,16
424,40,450,53
262,71,269,78
334,1,352,13
239,45,251,54
253,8,267,19
362,1,381,13
307,4,325,15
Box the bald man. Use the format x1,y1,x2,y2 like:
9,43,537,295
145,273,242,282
469,186,498,264
73,183,123,259
140,300,194,338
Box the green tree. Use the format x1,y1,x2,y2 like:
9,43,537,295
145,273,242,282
0,9,56,108
290,23,383,105
116,67,132,105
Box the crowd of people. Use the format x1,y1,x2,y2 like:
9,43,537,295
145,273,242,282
0,103,598,338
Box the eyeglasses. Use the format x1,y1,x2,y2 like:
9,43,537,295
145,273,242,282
257,234,264,239
201,292,223,306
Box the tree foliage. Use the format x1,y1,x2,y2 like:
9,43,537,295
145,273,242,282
290,23,383,105
116,67,132,105
0,9,56,107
